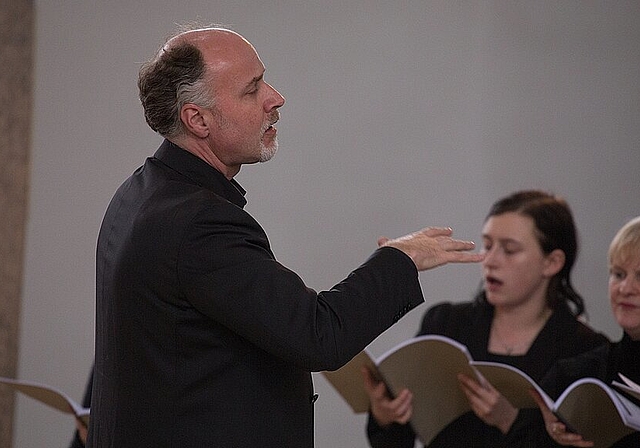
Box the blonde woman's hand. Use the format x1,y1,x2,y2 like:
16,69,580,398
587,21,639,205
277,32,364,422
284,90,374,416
529,389,594,447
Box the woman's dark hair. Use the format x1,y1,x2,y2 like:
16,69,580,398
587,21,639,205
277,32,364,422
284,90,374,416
137,39,216,138
475,190,585,316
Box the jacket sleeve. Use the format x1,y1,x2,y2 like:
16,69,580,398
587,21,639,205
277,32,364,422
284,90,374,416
179,202,425,371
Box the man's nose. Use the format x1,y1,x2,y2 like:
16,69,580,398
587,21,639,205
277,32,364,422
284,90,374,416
265,83,285,110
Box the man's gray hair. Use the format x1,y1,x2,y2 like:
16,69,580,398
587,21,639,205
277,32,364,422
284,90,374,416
138,37,216,138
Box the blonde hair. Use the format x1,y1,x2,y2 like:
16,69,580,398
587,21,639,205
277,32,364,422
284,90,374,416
608,216,640,266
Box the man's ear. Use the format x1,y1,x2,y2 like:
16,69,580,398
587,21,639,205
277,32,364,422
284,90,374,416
543,249,566,278
180,104,210,138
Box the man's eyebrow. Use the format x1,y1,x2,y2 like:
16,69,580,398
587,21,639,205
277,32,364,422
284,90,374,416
245,73,264,89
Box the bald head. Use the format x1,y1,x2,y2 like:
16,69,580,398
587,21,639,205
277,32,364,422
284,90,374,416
164,27,246,51
138,27,261,138
139,26,284,177
168,28,260,82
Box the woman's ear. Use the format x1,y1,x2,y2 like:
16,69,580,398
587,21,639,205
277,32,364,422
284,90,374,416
543,249,566,278
180,104,210,138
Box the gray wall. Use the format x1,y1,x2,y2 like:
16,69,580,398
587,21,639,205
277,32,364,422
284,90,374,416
18,1,639,447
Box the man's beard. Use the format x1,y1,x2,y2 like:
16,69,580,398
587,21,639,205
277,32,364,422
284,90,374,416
259,139,278,163
259,111,280,162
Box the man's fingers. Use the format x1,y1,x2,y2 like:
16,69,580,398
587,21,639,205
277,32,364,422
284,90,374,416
377,236,389,247
379,226,484,270
420,226,453,238
447,251,485,263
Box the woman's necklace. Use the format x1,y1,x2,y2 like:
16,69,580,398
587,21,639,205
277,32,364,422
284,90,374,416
492,327,522,355
489,308,553,356
490,308,552,356
490,322,535,356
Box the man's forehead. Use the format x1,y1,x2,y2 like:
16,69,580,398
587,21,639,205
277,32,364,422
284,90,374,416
207,45,265,93
164,27,265,90
199,32,260,65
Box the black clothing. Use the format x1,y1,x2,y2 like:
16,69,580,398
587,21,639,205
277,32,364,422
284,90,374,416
539,333,640,447
88,140,424,447
367,301,609,448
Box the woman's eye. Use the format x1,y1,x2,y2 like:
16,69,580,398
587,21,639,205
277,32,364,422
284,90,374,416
610,270,625,280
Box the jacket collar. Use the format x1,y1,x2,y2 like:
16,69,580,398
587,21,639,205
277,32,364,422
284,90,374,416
153,139,247,208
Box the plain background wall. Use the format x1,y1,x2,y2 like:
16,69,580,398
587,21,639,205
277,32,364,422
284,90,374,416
17,1,639,447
